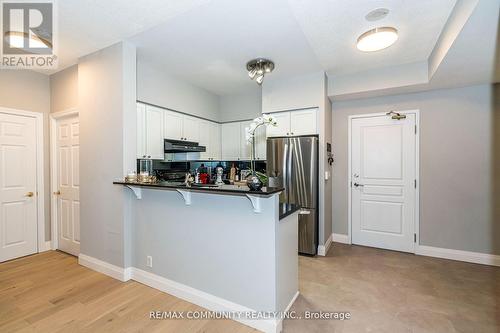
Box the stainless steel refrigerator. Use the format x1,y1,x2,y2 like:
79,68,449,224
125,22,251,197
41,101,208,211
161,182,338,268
267,136,319,255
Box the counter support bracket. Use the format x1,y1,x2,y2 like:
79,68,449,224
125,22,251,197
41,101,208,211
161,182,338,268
176,189,192,205
245,194,261,213
126,185,142,199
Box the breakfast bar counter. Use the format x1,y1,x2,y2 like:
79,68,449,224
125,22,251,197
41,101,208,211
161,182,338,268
114,181,299,333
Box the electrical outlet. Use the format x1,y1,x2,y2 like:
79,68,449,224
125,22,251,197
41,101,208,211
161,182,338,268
146,256,153,268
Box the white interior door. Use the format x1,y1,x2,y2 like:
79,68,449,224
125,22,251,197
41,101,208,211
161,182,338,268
55,115,80,256
0,113,38,262
351,113,417,253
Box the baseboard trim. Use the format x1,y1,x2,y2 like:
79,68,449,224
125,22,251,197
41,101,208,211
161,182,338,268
332,233,350,244
78,254,130,282
132,267,285,333
78,255,298,333
39,241,52,252
317,233,333,256
416,245,500,267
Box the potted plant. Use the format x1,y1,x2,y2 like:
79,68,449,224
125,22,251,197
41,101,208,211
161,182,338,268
245,114,277,190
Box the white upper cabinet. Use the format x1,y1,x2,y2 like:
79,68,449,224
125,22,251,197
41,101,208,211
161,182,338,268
254,123,267,160
221,122,240,161
182,115,200,142
209,122,221,160
266,108,318,137
290,109,318,136
198,120,211,160
144,105,165,159
164,110,183,141
239,121,253,160
266,112,290,137
136,103,146,159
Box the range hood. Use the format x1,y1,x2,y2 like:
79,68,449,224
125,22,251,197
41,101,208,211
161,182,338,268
164,139,206,153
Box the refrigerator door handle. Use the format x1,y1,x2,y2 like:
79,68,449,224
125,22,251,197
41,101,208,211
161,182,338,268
283,142,288,199
287,142,293,201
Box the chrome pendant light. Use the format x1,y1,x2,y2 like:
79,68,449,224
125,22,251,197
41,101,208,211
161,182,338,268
247,58,274,85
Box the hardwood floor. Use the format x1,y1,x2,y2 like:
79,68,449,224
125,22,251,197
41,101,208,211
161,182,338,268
1,245,499,333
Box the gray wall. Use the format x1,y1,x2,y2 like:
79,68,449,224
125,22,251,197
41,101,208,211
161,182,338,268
0,69,51,241
78,42,136,266
50,65,78,113
137,59,220,121
331,84,499,255
219,88,262,122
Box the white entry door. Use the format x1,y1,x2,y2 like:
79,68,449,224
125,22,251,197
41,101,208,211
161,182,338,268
55,115,80,256
0,113,38,262
351,112,417,253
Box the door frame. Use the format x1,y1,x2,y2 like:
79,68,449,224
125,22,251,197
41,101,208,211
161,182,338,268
50,108,78,250
347,110,420,253
0,107,46,253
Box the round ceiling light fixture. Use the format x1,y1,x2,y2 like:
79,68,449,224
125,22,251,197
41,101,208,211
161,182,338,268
356,26,398,52
246,58,274,85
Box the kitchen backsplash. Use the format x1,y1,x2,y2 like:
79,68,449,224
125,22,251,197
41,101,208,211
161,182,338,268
143,159,266,181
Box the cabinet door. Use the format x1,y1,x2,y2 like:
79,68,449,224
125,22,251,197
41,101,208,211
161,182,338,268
209,122,221,160
290,108,318,136
266,112,290,137
145,105,164,159
198,120,210,160
164,110,183,140
239,121,253,160
221,122,240,160
254,123,267,161
182,115,200,142
136,103,146,158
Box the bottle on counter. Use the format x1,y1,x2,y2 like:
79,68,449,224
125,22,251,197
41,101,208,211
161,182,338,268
229,163,236,182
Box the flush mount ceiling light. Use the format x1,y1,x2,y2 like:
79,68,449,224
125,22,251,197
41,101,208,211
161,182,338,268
4,31,52,50
246,58,274,85
356,27,398,52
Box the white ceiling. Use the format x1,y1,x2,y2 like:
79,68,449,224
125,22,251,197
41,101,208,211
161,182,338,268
47,0,497,97
287,0,456,76
55,0,210,70
129,0,323,95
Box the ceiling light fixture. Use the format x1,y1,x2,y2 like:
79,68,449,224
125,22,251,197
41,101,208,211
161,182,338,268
356,27,398,52
246,58,274,85
4,31,52,50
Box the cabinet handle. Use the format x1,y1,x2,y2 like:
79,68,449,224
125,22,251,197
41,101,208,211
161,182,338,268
291,132,294,135
148,155,151,158
286,133,289,136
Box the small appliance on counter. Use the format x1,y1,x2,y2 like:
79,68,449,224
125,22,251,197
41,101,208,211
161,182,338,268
215,167,224,185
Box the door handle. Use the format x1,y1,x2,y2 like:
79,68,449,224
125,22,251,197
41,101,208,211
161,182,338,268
353,183,364,187
25,192,34,197
299,209,311,215
53,190,61,195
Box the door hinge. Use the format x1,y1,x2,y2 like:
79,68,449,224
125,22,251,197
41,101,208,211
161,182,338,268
414,233,417,243
414,179,417,188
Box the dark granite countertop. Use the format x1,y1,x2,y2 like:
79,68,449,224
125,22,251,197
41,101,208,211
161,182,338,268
113,181,284,197
279,203,301,220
